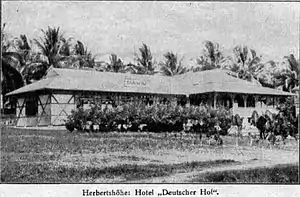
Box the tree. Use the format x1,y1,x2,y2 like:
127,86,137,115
159,52,188,76
97,54,134,73
33,26,72,78
70,40,95,69
264,55,300,92
12,34,50,84
254,60,279,88
107,54,126,73
1,64,24,108
222,45,262,85
233,45,261,80
282,54,299,92
279,54,300,133
134,43,157,75
1,24,46,95
1,23,24,109
194,41,224,71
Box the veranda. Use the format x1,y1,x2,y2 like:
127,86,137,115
189,92,285,118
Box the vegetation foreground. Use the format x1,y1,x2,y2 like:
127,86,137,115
1,126,298,183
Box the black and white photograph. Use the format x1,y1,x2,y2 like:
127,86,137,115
1,1,299,184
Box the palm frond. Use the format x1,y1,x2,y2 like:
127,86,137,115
134,43,156,74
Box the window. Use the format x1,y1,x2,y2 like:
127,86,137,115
75,97,84,108
234,95,244,107
145,97,154,106
25,97,38,116
75,94,98,108
177,96,188,106
246,95,255,107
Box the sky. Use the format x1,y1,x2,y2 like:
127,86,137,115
2,1,300,65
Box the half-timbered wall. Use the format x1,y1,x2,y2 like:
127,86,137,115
16,97,26,127
15,94,52,127
51,93,75,126
37,94,51,126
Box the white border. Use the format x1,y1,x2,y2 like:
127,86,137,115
1,184,300,197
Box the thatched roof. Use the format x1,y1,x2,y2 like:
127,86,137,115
7,68,294,97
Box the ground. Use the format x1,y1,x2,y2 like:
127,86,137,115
0,126,299,183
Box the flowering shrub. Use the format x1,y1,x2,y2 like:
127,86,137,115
65,102,233,133
66,107,89,131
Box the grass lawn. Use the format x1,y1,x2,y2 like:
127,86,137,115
190,163,299,183
1,126,299,183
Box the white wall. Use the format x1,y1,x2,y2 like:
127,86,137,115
51,94,75,126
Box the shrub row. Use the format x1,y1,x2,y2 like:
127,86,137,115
65,103,233,134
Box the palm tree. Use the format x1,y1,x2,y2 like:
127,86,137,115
134,43,157,75
1,63,24,107
282,54,299,92
194,41,224,71
235,46,261,79
1,23,25,109
280,54,300,138
1,24,24,79
70,40,95,69
223,45,262,85
99,54,135,73
254,60,278,88
33,27,72,76
1,25,47,89
12,34,49,84
259,56,300,92
254,60,296,90
107,54,125,73
159,52,188,76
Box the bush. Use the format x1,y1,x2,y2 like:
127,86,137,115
65,122,75,132
276,97,298,136
65,102,233,133
66,107,89,131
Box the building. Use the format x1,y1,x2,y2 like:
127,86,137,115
6,68,294,127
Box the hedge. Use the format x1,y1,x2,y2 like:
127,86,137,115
65,102,233,134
